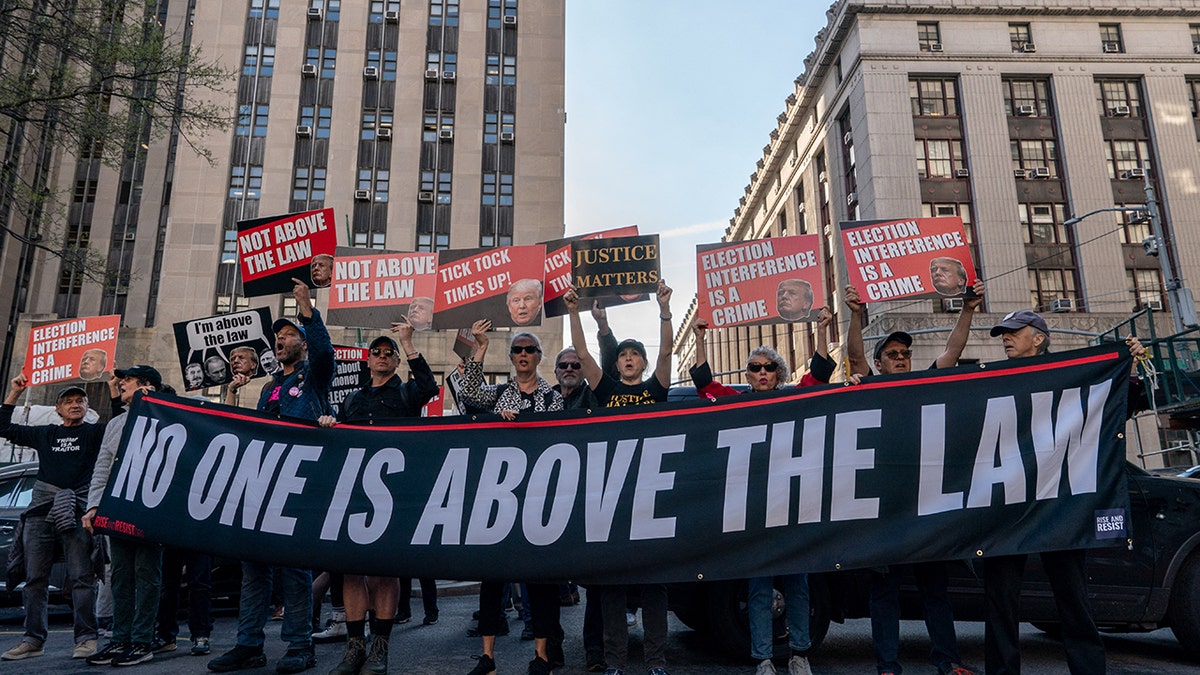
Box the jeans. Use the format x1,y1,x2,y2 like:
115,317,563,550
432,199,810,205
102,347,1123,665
21,514,97,646
108,538,162,644
870,562,960,674
582,586,604,657
601,584,668,669
236,563,312,650
748,574,811,661
157,548,213,641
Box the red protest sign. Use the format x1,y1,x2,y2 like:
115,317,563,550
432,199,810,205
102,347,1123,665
421,386,445,417
696,236,825,327
839,216,976,302
23,315,121,385
432,245,547,330
237,208,338,297
327,247,437,329
540,226,639,317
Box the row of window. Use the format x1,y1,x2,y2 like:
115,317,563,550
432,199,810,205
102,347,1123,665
917,20,1200,54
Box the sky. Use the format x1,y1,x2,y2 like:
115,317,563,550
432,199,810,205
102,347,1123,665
561,1,828,366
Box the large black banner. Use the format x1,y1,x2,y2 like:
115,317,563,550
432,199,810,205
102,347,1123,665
95,345,1132,584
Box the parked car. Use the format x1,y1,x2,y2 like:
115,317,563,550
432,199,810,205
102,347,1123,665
671,460,1200,661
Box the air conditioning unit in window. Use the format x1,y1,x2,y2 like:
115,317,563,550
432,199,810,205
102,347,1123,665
114,287,128,296
417,191,434,203
846,192,858,206
295,125,313,138
384,10,399,23
943,298,964,313
424,68,440,80
354,190,371,201
842,131,852,145
1021,42,1037,53
1110,105,1131,117
439,129,454,140
499,131,515,143
955,168,970,178
917,170,927,179
1102,41,1121,53
1016,104,1036,116
377,127,392,141
307,7,322,20
1051,297,1075,313
1145,299,1164,311
503,15,517,25
123,232,136,241
442,70,456,81
1031,166,1051,178
1125,167,1146,179
1014,168,1028,179
1195,44,1200,54
928,43,943,52
363,66,379,80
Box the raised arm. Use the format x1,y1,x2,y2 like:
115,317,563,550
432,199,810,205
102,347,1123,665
593,301,619,379
935,280,985,369
394,319,438,404
564,287,604,390
653,280,674,389
844,285,870,376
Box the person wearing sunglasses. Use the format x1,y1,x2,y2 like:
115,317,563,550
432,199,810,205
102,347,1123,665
685,309,837,675
314,317,436,675
843,281,986,675
457,319,563,675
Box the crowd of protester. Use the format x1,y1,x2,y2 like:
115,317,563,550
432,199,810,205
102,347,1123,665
0,273,1147,675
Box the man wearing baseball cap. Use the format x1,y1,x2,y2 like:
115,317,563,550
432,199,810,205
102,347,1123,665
210,279,333,674
0,376,105,661
316,319,436,675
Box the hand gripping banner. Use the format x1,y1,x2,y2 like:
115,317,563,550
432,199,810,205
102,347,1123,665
95,345,1133,584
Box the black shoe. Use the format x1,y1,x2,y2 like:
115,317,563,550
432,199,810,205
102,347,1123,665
547,637,565,669
395,614,411,625
422,613,439,626
528,655,551,675
275,646,315,674
360,635,389,675
112,643,154,667
467,654,496,675
207,644,266,672
150,638,177,654
86,642,128,666
585,650,606,672
329,637,367,675
190,637,211,656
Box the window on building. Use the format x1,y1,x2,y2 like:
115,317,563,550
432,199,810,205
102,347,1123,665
1117,205,1154,245
311,0,339,21
292,167,326,203
1010,139,1059,177
922,203,979,278
1018,203,1079,311
1009,23,1032,51
1187,78,1200,118
216,295,250,314
437,172,452,204
1002,78,1051,117
1127,268,1165,311
300,106,333,139
417,232,450,252
1100,23,1123,53
249,0,280,19
307,47,336,79
917,22,941,51
1191,25,1200,53
382,51,397,81
1096,79,1143,117
1104,140,1152,179
228,165,263,200
243,45,274,76
236,104,269,137
368,0,399,21
221,228,237,263
910,78,959,117
361,111,377,140
915,139,966,178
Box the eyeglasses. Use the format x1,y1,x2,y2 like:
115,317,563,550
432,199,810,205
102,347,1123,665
370,348,397,357
510,345,541,355
556,361,582,370
883,349,913,360
747,362,779,373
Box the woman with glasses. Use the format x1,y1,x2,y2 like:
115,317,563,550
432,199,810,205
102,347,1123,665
687,308,836,675
458,319,563,675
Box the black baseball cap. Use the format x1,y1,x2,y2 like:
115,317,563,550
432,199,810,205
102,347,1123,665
370,335,399,352
114,365,163,390
990,310,1049,337
616,338,647,359
873,331,914,361
272,317,307,339
56,385,87,402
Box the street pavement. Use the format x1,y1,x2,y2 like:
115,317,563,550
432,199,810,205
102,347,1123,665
0,590,1196,674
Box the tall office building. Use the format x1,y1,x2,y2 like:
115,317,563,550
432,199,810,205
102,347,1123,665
672,0,1200,459
0,0,565,399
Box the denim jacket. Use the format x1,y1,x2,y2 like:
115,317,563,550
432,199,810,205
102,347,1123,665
256,309,335,421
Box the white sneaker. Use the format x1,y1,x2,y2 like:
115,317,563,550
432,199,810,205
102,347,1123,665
756,659,778,675
787,654,813,675
625,610,638,627
312,612,347,643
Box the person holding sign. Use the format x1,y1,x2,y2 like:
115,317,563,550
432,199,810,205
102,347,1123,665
930,256,968,296
209,279,332,675
563,280,675,675
687,311,834,675
316,320,437,675
0,377,104,662
776,279,817,321
457,320,563,675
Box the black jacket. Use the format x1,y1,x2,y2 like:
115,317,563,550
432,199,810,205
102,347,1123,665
337,356,438,424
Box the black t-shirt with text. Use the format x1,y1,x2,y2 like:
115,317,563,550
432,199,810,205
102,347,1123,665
593,374,668,407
